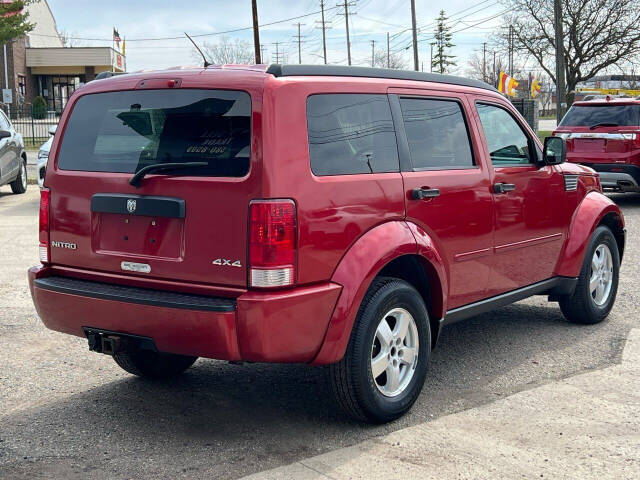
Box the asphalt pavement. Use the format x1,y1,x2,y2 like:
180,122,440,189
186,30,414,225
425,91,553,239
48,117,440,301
0,186,639,479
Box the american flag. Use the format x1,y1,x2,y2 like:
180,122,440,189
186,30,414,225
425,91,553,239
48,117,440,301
113,27,121,46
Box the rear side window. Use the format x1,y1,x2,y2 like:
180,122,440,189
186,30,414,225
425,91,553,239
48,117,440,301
400,98,474,169
560,104,640,127
57,89,251,177
306,94,399,175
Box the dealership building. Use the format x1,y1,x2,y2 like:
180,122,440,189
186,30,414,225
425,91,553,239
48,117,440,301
0,0,125,113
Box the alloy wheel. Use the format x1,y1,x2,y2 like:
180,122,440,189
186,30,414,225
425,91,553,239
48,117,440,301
370,307,419,397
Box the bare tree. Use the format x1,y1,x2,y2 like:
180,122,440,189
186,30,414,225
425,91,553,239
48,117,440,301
59,30,84,47
498,0,640,106
192,37,254,65
372,50,407,70
466,51,516,86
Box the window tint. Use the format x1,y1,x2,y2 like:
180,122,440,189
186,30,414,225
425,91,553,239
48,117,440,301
57,89,251,177
306,94,399,175
559,104,640,127
400,98,474,169
476,103,532,166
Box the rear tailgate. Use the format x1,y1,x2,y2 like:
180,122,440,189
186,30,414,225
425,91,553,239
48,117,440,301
558,103,640,164
46,82,262,288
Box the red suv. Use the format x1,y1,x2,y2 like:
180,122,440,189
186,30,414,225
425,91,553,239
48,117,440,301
29,65,625,423
554,98,640,192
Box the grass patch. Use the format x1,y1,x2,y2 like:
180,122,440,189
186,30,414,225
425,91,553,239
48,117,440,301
538,130,552,141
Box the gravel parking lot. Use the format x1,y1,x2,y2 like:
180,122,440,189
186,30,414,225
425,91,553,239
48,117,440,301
1,186,639,480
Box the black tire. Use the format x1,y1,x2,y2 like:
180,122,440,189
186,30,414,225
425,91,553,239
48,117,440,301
328,277,431,423
559,225,620,324
10,159,27,194
113,349,197,379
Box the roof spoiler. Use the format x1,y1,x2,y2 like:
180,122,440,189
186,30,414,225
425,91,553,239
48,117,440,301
93,71,128,81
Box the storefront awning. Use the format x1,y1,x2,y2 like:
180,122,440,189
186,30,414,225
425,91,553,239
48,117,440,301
26,47,125,75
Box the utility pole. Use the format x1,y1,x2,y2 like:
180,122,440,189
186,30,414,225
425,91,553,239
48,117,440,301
430,42,436,73
410,0,419,71
554,0,566,122
508,25,513,74
293,22,305,64
338,1,355,66
260,44,268,63
386,32,390,68
370,40,376,67
273,42,284,64
482,42,487,83
252,0,261,64
316,0,331,64
493,50,497,86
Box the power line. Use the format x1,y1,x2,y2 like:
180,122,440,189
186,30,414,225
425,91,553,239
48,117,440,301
28,5,341,43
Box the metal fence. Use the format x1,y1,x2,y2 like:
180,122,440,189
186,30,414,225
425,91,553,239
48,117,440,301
1,105,59,148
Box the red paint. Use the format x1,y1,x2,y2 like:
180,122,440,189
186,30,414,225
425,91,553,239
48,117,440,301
554,192,624,277
30,65,624,366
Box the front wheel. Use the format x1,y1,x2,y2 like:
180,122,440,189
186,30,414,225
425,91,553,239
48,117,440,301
328,277,431,423
559,226,620,324
113,349,197,379
10,159,27,194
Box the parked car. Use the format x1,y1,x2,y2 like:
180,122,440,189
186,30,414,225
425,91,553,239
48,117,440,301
0,108,27,194
554,97,640,192
37,125,56,188
29,65,625,423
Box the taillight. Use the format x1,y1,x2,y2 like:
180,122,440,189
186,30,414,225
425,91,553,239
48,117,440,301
249,199,297,288
39,188,50,263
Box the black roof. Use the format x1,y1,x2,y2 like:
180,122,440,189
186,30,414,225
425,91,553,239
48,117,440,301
266,64,497,92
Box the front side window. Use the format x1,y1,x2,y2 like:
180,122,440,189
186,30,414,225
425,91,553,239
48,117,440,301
476,103,532,166
306,94,399,176
400,97,474,169
57,89,251,177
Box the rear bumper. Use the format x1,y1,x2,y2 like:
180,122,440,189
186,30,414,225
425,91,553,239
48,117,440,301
28,266,342,363
581,163,640,191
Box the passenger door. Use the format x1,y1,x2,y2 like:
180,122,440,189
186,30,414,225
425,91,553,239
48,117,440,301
390,90,494,309
0,110,14,182
472,99,566,295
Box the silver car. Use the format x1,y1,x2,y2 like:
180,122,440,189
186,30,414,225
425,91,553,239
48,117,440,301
37,126,56,188
0,109,27,194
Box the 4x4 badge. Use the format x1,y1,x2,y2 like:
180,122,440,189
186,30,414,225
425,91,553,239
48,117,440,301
126,199,137,213
212,258,242,268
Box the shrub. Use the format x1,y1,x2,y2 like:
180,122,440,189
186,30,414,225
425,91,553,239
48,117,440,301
32,95,47,119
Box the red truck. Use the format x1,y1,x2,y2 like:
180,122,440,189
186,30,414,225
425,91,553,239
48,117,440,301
554,97,640,192
29,65,625,423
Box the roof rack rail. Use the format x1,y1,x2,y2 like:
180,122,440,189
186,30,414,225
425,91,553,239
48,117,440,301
93,71,128,81
266,64,497,92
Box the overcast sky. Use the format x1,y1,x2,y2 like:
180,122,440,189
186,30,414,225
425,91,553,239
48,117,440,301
46,0,509,74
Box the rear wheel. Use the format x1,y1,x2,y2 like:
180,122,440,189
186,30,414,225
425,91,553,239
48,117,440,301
10,159,27,194
113,349,197,379
328,277,431,423
559,226,620,324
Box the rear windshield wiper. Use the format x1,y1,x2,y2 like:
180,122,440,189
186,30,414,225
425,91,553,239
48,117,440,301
589,122,619,130
129,162,208,187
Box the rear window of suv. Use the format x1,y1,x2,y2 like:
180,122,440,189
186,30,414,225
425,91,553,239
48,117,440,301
57,89,251,177
560,104,640,127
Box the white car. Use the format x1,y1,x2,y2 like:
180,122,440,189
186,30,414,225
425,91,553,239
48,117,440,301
37,125,56,188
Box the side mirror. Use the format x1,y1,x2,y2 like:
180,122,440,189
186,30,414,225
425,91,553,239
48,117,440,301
0,130,11,140
48,125,57,136
543,136,566,165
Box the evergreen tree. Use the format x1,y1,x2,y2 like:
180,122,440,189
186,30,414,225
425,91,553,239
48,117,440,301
0,1,34,45
432,10,456,74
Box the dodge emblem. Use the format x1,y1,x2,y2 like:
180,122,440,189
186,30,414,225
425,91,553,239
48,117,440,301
126,199,137,213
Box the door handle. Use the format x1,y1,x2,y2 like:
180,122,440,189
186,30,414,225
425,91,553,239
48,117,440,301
493,183,516,194
411,187,441,200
